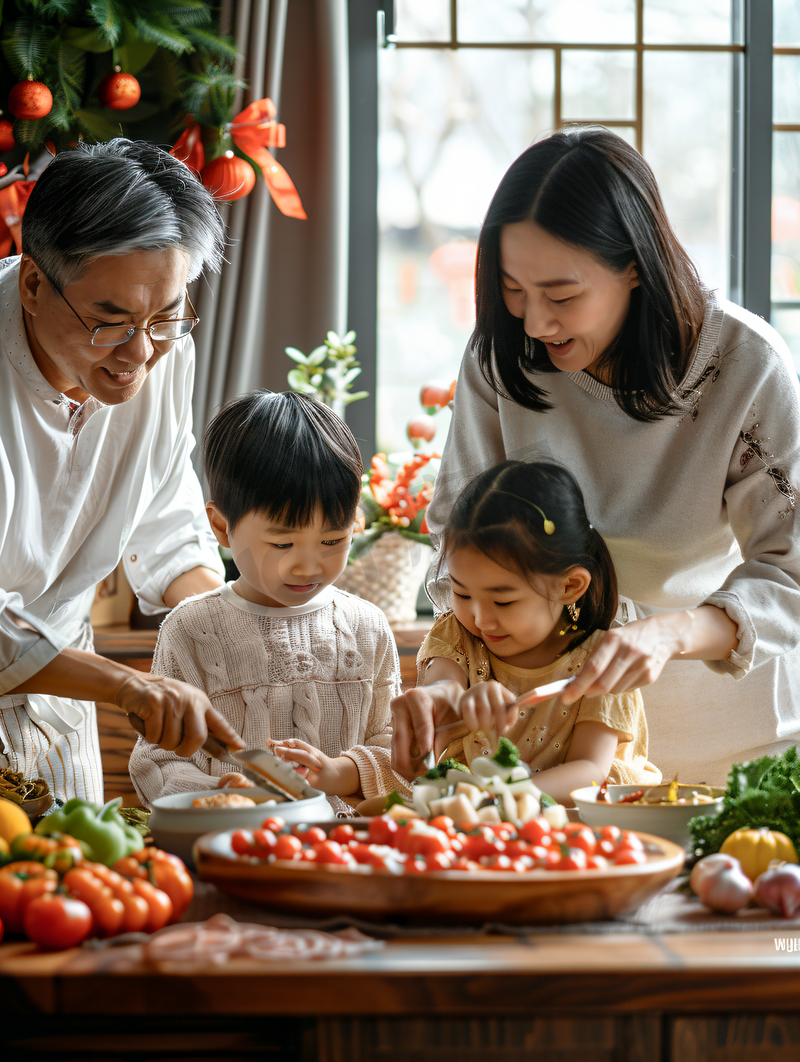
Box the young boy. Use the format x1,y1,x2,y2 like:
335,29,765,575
129,391,409,811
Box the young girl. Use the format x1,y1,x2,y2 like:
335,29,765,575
129,390,410,812
395,461,661,804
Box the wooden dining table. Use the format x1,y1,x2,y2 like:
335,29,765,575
2,910,800,1061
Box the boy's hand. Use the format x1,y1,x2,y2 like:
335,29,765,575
456,681,516,738
218,772,255,789
271,738,360,796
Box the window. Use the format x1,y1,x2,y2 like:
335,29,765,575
347,2,786,458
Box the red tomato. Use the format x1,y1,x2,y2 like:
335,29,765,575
429,816,456,837
312,841,350,865
460,828,505,861
482,854,513,871
551,830,567,846
231,829,256,857
596,839,616,858
555,847,588,871
0,863,58,933
585,855,610,870
423,852,452,872
452,856,481,872
405,830,451,858
403,856,427,874
562,825,596,856
23,894,92,950
252,828,278,856
545,849,561,869
530,845,551,865
298,826,327,846
519,817,551,846
614,848,647,866
130,879,173,933
615,831,644,852
368,816,398,846
272,835,303,861
0,915,3,943
261,816,286,833
62,868,124,938
504,839,533,859
600,825,622,843
329,824,355,844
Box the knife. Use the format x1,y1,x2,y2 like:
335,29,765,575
127,714,314,801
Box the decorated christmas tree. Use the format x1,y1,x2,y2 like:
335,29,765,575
0,0,304,256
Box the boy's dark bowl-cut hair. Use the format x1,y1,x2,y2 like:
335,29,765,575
443,460,618,649
204,390,363,531
474,125,708,423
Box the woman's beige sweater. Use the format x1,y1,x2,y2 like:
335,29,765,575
426,298,800,786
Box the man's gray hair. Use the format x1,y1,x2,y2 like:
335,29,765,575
21,139,225,290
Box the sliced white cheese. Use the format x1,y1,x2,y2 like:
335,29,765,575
477,804,502,824
542,803,569,829
515,792,541,824
387,803,423,821
455,781,484,808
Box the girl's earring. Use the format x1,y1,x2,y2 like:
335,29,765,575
559,602,581,635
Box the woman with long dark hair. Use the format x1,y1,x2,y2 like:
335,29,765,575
391,126,800,787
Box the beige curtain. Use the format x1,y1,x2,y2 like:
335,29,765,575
190,0,350,438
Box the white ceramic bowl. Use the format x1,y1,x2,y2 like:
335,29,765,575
571,784,726,851
149,786,335,866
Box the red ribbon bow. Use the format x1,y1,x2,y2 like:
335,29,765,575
171,98,306,220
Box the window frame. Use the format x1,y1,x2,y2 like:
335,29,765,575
348,0,777,458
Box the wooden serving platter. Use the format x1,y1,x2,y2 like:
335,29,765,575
194,827,685,926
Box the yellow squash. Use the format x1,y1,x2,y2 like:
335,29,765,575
720,827,799,882
0,796,31,845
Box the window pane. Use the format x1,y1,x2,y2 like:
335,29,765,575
458,0,635,44
394,0,450,42
643,52,733,295
772,309,800,373
775,0,800,45
643,0,734,44
772,133,800,313
378,47,554,455
774,56,800,124
562,50,635,121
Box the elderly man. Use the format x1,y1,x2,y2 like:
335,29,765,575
0,139,243,804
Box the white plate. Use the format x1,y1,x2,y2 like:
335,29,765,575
571,784,725,850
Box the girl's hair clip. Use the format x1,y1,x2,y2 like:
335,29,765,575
493,490,555,535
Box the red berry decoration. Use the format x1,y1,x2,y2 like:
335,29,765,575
200,154,256,202
98,70,141,111
8,80,53,121
0,120,14,152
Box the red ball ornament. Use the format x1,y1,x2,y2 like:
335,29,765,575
98,70,141,111
200,154,256,202
0,119,14,152
8,80,53,120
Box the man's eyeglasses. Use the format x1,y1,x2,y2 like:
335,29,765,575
55,287,199,347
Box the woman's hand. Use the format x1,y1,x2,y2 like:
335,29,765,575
217,772,255,789
562,605,739,703
455,681,517,738
390,677,465,781
271,738,360,797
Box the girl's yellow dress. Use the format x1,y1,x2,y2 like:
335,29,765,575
418,612,661,786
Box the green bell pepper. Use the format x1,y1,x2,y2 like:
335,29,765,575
35,797,143,866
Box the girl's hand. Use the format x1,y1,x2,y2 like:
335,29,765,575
456,681,516,737
271,738,360,797
217,772,255,789
561,605,738,703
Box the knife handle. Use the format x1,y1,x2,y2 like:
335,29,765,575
127,713,234,762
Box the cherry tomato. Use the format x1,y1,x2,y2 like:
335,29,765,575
272,834,303,861
452,856,482,872
429,816,457,837
62,868,124,938
405,830,451,858
562,825,597,857
0,915,3,943
297,826,327,846
403,856,427,875
23,893,92,950
252,829,278,856
505,839,533,859
614,848,647,866
545,849,562,869
368,816,398,846
555,847,588,871
329,824,355,844
231,830,256,856
596,839,616,858
312,840,350,865
130,879,173,932
423,851,453,872
615,832,644,852
81,864,149,934
600,825,622,843
585,855,610,870
261,816,286,833
482,854,513,871
530,845,551,865
519,818,552,846
551,830,567,846
461,828,505,861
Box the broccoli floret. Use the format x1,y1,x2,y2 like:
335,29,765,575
491,737,521,770
384,791,406,809
424,758,470,780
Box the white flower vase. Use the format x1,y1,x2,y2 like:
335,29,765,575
336,532,432,624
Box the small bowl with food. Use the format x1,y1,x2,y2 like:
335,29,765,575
571,780,725,850
149,786,334,866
